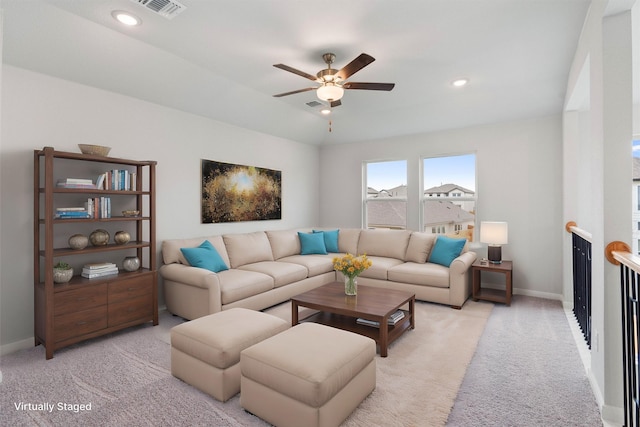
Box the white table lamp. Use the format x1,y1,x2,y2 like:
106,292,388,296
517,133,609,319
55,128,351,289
480,221,508,264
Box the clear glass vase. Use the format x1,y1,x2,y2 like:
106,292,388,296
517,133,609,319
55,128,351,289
344,276,357,296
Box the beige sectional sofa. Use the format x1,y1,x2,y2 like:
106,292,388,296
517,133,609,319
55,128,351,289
160,228,477,320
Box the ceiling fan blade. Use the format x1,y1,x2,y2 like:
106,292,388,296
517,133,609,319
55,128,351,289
335,53,375,81
273,87,316,97
273,64,318,81
343,82,395,91
330,99,342,108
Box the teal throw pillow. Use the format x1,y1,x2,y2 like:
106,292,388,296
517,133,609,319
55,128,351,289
313,229,339,253
180,240,229,273
428,236,466,267
298,232,328,255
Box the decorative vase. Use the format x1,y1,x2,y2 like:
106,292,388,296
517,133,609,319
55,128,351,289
68,234,88,250
344,276,357,296
53,267,73,283
122,256,140,272
89,229,110,246
114,231,131,245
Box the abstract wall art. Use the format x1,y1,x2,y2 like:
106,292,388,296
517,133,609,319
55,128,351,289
201,159,282,223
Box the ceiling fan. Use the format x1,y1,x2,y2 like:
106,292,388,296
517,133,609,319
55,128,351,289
273,53,395,107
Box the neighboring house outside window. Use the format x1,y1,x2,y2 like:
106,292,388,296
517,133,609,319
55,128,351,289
422,154,476,240
365,160,407,230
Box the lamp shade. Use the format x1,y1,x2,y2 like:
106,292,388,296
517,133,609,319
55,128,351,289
480,221,508,245
317,83,344,101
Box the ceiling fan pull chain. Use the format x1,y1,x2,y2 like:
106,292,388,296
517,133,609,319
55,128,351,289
329,119,332,132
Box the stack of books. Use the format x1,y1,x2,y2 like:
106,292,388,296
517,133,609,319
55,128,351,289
55,207,91,219
356,310,406,328
56,178,96,189
81,262,119,279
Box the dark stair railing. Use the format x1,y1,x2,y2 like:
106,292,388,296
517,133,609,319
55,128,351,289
607,240,639,427
567,221,593,348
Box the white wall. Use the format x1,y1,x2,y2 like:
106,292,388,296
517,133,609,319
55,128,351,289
319,115,564,298
0,65,321,353
562,0,636,423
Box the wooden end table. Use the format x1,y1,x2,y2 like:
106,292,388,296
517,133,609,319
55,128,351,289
472,260,513,306
291,282,415,357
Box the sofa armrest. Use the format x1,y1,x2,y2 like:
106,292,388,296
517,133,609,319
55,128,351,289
160,263,222,290
448,251,478,308
159,263,223,318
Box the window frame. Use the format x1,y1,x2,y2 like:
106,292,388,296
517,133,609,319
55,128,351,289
362,159,408,230
420,152,477,235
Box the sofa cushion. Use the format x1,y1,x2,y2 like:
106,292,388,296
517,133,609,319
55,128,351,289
238,261,309,288
357,229,412,260
278,255,335,277
298,232,328,255
223,231,274,268
163,235,230,267
313,229,339,253
428,236,467,267
357,256,405,280
217,269,274,305
266,230,301,260
388,262,450,288
337,228,361,254
180,240,229,273
404,232,437,263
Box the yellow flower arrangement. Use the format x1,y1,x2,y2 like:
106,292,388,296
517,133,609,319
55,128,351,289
332,253,373,279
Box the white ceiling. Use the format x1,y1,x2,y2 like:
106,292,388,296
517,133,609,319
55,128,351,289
1,0,592,145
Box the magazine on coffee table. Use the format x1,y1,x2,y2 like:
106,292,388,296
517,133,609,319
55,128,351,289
356,310,405,328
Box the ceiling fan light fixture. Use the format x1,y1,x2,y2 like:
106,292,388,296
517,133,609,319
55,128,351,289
317,83,344,102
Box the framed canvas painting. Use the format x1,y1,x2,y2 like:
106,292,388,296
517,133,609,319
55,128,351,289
201,159,282,223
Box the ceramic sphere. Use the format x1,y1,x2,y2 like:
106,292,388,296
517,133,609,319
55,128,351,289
122,256,140,272
89,229,110,246
68,234,89,250
114,231,131,245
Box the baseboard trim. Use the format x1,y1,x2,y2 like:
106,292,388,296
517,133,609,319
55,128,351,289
0,336,34,357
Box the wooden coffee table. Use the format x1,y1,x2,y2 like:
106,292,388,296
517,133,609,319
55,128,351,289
291,282,415,357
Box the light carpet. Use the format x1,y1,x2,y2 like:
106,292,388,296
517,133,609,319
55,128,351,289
446,295,602,426
0,299,492,426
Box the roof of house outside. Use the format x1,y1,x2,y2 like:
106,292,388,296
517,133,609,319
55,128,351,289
368,184,407,198
424,200,475,224
367,199,474,227
367,200,406,227
424,183,475,195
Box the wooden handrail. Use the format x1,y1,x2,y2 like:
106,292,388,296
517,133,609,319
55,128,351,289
565,221,593,242
605,240,636,267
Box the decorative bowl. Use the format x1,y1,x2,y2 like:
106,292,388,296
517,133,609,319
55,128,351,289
78,144,111,156
122,210,140,217
89,229,110,246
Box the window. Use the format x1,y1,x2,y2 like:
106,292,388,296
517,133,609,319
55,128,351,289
422,154,476,239
364,160,407,229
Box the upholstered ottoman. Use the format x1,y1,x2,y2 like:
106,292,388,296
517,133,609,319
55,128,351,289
170,307,289,402
240,322,376,427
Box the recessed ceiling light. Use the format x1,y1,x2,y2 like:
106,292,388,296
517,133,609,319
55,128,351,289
451,79,468,87
320,108,331,115
111,10,142,26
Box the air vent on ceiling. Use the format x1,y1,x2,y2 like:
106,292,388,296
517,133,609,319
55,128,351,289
129,0,186,20
306,101,322,108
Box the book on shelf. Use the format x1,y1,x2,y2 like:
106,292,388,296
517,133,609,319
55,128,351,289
356,310,405,328
102,169,136,191
55,209,91,219
85,197,111,218
56,178,96,189
83,262,117,270
81,267,119,279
